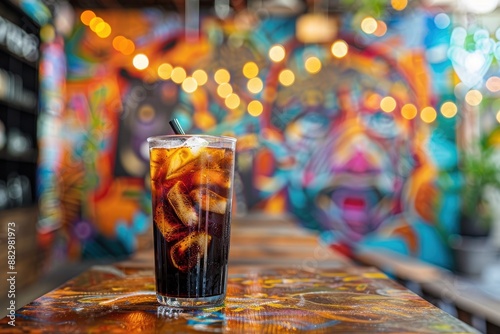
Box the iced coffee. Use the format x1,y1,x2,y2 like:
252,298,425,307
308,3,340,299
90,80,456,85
147,135,236,308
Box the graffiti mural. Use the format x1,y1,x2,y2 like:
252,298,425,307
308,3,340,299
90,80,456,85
39,8,460,269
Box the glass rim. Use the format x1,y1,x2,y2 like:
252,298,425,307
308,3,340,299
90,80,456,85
147,134,237,143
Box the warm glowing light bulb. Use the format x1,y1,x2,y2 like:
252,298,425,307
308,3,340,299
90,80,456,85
247,100,263,117
225,93,240,109
331,40,348,58
95,22,111,38
247,77,263,94
380,96,397,113
391,0,408,11
465,90,483,106
132,54,149,70
158,63,173,80
214,69,230,84
420,106,437,123
373,21,387,37
440,101,458,118
171,67,187,84
192,69,208,86
217,83,233,98
486,76,500,92
401,104,418,120
80,10,96,26
182,77,198,93
243,62,259,79
269,44,286,62
279,69,295,87
305,56,322,74
89,17,103,32
361,16,378,34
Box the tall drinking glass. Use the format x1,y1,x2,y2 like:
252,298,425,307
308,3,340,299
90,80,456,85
147,135,236,308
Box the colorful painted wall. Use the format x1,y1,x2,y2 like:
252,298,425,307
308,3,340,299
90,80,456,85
37,7,462,269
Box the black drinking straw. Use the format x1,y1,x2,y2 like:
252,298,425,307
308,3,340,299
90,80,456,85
169,118,185,135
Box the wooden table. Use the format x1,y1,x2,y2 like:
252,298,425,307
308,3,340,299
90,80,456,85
0,215,479,333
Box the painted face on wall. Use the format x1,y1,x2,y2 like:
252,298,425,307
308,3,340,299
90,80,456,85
271,46,417,242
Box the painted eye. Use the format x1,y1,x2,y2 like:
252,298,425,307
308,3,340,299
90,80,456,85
363,112,399,138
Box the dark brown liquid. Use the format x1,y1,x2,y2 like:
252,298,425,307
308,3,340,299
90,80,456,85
150,145,234,298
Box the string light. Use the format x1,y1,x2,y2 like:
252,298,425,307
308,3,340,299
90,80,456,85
486,76,500,92
420,106,437,123
401,104,418,120
304,56,322,74
331,40,348,58
465,90,483,106
243,62,259,79
361,17,377,34
440,101,458,118
278,69,295,86
217,83,233,98
391,0,408,11
171,67,187,84
132,54,149,70
182,77,198,93
247,100,263,117
192,69,208,86
269,44,286,62
80,10,95,25
158,63,173,80
214,69,230,84
225,93,240,109
247,77,263,94
380,96,396,113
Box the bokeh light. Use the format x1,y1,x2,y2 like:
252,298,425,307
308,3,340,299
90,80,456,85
279,69,295,86
182,77,198,93
420,106,437,123
496,110,500,123
89,17,103,32
331,40,348,58
243,62,259,79
465,90,483,106
269,44,286,62
132,54,149,70
373,21,387,37
80,10,95,26
225,93,240,109
247,77,263,94
440,101,458,118
401,103,418,120
486,76,500,92
434,13,451,29
95,22,111,38
391,0,408,11
192,69,208,86
157,63,173,80
217,83,233,98
214,68,230,84
247,100,263,117
361,16,377,34
171,67,187,84
305,56,322,74
380,96,397,113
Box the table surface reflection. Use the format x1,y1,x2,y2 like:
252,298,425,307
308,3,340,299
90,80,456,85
0,263,478,333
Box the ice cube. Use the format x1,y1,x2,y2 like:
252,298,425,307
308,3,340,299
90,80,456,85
154,203,187,242
167,147,198,175
167,181,199,227
190,188,227,214
170,232,212,272
183,136,209,154
192,169,231,190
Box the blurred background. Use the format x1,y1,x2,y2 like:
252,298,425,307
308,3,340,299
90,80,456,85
1,0,500,328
